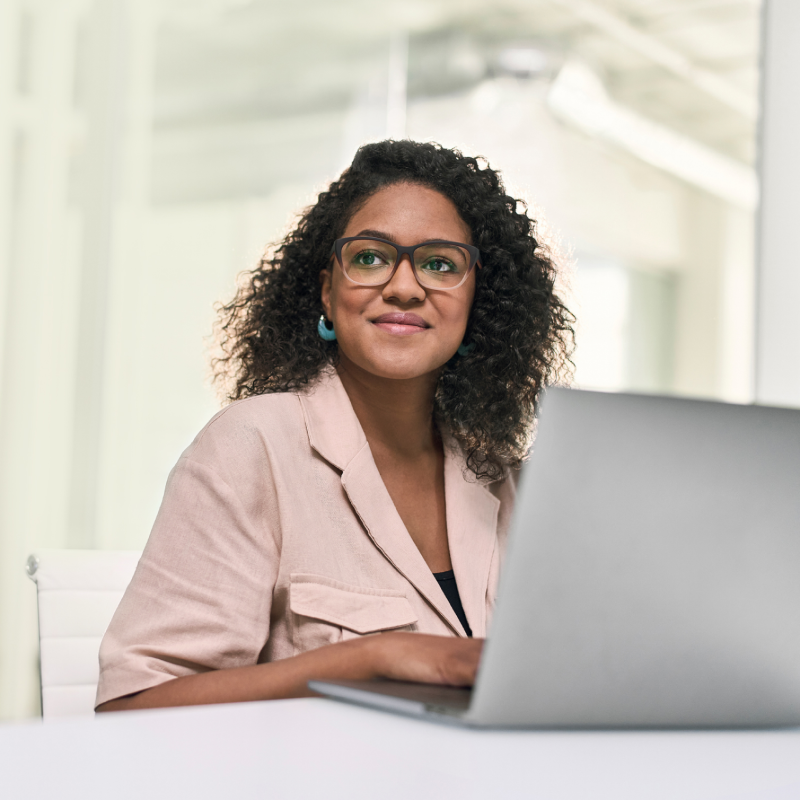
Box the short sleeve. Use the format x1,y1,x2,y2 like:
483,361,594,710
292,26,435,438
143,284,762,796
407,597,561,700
95,404,283,707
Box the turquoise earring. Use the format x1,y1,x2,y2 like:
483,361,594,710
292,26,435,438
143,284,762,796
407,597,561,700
457,341,475,356
317,315,337,341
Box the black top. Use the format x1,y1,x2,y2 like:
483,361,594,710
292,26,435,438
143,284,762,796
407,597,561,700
432,570,473,637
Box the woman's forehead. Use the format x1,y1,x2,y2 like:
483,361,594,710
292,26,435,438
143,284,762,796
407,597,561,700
343,183,472,245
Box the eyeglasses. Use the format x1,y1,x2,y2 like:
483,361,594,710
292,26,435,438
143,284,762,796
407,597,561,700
331,237,481,291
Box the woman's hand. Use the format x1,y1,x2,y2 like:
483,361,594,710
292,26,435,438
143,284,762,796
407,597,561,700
365,632,483,687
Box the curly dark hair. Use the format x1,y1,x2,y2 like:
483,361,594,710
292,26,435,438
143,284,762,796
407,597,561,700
213,140,574,480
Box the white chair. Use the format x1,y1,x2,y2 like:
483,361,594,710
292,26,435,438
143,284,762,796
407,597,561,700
26,549,141,719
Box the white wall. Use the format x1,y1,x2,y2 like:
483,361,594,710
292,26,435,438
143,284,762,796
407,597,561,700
0,0,87,721
756,0,800,407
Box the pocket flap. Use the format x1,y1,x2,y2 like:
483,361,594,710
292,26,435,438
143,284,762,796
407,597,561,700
290,574,417,634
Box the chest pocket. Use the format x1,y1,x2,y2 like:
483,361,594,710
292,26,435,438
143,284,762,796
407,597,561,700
289,573,418,652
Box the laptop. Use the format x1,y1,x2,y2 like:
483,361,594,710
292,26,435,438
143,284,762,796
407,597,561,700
310,388,800,728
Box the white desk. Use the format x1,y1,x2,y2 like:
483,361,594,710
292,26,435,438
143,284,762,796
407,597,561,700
2,698,799,799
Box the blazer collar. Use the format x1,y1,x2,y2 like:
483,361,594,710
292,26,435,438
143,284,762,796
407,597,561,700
299,368,500,637
298,366,367,472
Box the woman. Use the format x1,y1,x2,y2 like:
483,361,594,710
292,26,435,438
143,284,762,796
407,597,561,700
96,140,573,712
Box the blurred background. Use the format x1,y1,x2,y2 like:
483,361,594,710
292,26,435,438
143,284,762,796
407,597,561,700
0,0,763,719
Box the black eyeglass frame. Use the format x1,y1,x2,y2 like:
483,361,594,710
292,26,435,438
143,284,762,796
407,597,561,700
330,236,481,291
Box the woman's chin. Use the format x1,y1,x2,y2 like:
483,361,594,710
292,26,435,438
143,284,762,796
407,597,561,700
337,336,459,382
359,352,453,382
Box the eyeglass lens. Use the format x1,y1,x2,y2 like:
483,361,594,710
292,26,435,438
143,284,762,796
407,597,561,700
340,239,471,289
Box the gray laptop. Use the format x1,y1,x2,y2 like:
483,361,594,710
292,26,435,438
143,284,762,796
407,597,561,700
310,388,800,728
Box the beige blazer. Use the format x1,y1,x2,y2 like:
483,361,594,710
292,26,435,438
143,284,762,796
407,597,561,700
96,368,518,707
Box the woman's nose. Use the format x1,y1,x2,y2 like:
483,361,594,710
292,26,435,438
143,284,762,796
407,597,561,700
382,254,425,303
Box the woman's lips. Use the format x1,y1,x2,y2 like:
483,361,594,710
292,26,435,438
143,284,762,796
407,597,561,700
372,312,429,336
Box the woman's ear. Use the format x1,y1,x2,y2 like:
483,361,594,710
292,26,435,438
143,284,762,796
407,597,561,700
319,268,332,318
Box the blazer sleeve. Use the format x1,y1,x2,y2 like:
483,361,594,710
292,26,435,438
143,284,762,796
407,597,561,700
95,403,282,707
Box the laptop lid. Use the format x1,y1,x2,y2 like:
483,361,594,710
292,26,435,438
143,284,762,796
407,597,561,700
467,388,800,727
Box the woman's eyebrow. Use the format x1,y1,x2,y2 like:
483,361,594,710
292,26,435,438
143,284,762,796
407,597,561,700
354,229,460,244
355,228,393,239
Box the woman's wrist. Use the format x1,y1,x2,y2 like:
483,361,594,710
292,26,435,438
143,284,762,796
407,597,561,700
346,633,393,680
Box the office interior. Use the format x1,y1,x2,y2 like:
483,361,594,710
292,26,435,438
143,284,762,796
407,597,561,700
0,0,796,723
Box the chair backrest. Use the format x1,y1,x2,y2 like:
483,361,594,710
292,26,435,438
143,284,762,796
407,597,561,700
26,549,141,718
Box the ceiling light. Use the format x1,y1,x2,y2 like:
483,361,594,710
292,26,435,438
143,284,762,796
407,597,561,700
547,60,758,209
496,46,548,78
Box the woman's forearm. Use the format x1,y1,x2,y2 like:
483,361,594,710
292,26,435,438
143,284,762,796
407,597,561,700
96,636,380,712
96,633,482,713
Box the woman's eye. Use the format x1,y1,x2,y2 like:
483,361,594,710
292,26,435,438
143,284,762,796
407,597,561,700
354,251,387,267
423,258,456,272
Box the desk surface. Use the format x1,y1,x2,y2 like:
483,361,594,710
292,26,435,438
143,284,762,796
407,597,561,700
2,698,800,799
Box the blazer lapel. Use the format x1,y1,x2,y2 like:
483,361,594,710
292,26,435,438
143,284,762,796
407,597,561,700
341,444,466,636
443,436,500,638
299,368,464,635
299,367,367,472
